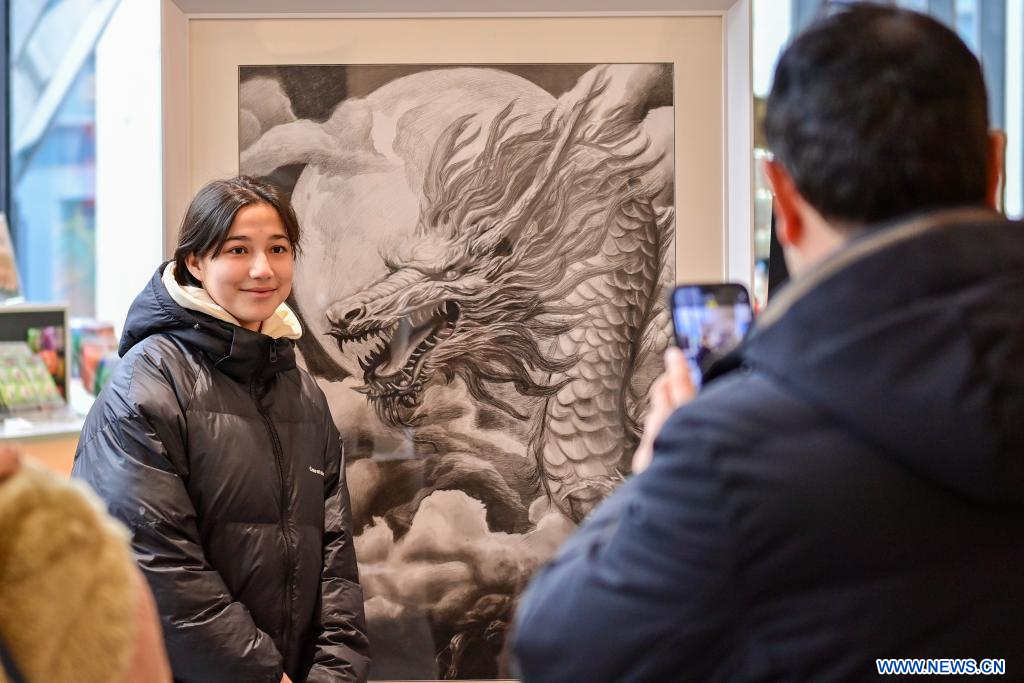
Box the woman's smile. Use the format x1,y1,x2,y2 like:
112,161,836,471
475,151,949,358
242,287,278,298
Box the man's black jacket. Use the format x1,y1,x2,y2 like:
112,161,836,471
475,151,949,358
513,208,1024,681
73,266,370,682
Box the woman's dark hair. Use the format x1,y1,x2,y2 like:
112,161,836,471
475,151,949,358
765,3,990,228
173,176,301,287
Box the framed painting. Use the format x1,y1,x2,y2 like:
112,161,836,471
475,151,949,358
166,5,749,680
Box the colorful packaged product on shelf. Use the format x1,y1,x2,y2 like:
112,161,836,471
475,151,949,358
0,342,64,413
70,319,118,395
79,339,119,396
26,325,66,398
92,353,119,395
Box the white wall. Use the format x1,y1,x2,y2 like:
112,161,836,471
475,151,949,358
1006,0,1022,218
95,0,164,334
751,0,789,98
726,0,754,288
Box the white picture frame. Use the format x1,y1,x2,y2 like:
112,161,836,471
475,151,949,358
160,0,752,288
156,3,751,680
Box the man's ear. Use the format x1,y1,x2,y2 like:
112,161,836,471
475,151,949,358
762,159,803,249
986,130,1006,212
185,253,204,284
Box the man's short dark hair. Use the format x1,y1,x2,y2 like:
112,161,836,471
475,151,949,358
765,3,990,228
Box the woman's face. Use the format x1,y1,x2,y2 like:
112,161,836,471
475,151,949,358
185,203,294,331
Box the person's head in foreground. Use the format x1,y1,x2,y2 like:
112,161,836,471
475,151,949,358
511,4,1023,682
0,446,171,683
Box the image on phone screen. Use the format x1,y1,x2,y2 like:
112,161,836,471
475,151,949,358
671,284,752,387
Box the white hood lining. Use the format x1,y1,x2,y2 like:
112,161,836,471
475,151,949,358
161,262,302,340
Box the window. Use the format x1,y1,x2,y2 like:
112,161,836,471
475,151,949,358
7,0,117,315
6,0,161,330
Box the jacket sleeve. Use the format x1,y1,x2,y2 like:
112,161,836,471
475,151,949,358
510,410,738,682
305,413,371,683
71,351,284,683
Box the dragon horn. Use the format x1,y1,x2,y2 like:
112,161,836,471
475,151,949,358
500,69,610,242
422,113,478,208
481,100,519,162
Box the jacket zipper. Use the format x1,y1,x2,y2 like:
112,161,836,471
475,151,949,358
251,375,295,666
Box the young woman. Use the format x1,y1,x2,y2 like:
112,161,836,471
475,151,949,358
73,177,370,683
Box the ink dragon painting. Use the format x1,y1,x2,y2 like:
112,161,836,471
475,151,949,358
240,63,675,679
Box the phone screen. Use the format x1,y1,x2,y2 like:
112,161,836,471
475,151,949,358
671,283,752,387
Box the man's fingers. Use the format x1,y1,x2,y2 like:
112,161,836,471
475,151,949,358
646,376,673,419
647,373,668,400
664,347,697,406
634,347,701,477
631,440,653,474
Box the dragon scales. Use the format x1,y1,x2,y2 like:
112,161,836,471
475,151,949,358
323,73,674,523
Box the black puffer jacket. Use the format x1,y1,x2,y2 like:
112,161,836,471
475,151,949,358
72,266,370,683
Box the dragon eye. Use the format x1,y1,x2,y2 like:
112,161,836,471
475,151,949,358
442,269,459,281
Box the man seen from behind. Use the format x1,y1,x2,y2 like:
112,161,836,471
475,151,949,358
512,4,1024,681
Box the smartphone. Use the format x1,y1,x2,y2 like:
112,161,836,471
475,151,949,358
670,283,752,387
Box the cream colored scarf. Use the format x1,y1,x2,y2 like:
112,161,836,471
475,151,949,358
161,263,302,340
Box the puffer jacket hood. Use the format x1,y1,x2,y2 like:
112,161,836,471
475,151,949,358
119,264,300,384
731,207,1024,505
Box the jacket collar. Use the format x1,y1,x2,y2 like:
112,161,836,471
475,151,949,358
722,206,1024,505
120,264,298,385
751,206,1001,335
161,263,302,340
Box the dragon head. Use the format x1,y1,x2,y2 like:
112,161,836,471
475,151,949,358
325,74,658,427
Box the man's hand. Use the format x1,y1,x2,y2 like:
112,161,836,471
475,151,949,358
281,674,292,683
631,347,696,474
